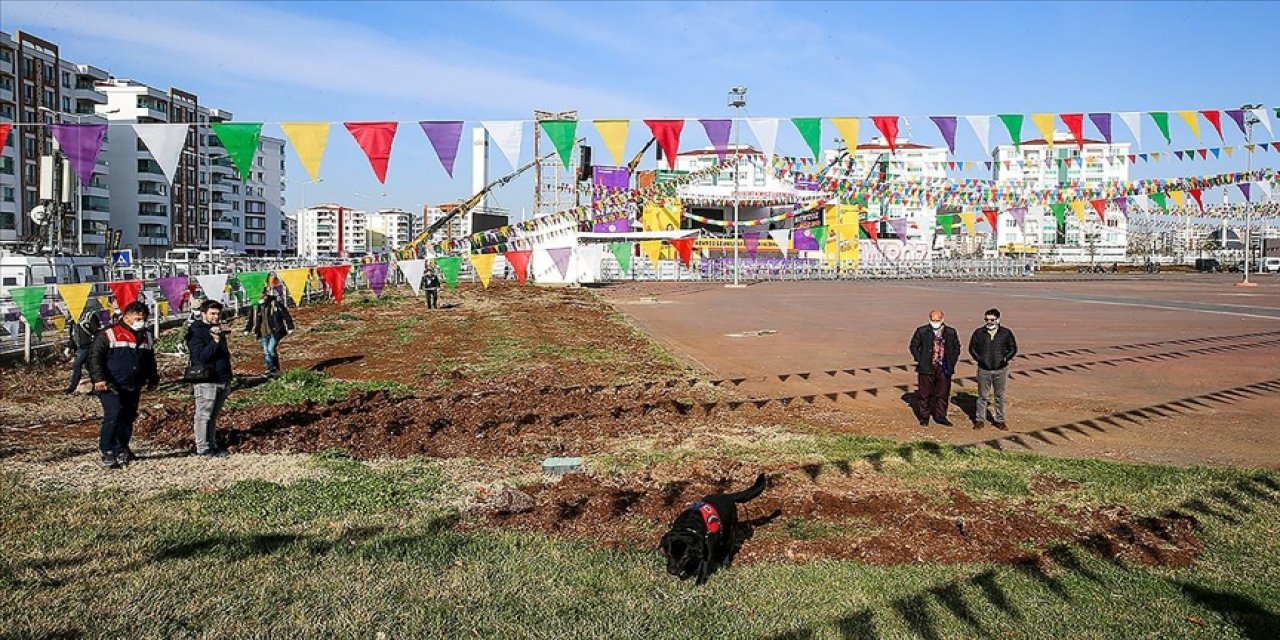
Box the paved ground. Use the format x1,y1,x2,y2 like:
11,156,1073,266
600,274,1280,469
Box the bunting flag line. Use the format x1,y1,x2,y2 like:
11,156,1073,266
56,283,94,325
481,121,524,169
1118,112,1143,151
744,232,761,257
280,122,331,182
210,122,262,182
49,124,108,188
344,122,398,183
699,119,732,163
539,119,578,170
504,249,532,284
278,268,312,305
420,121,464,177
644,119,685,169
1201,110,1224,142
640,240,664,265
593,119,630,166
396,259,426,296
133,124,190,185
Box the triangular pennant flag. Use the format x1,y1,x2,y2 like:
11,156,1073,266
317,265,352,302
236,271,270,305
963,115,992,154
639,240,664,266
504,250,532,284
1177,111,1201,141
930,116,958,154
132,123,189,185
699,119,732,163
791,118,822,161
1009,207,1027,227
1031,113,1057,146
481,121,524,169
107,280,143,311
1070,201,1086,223
1060,113,1085,149
539,119,578,170
344,122,398,183
49,124,108,188
155,276,189,312
811,225,828,248
10,287,46,338
1113,197,1129,218
1199,110,1224,142
468,254,496,289
195,273,229,303
644,119,685,169
1089,199,1107,221
830,117,860,153
1131,194,1150,212
1050,203,1067,226
395,260,426,296
434,257,461,289
1197,149,1208,160
1173,151,1184,161
547,247,573,278
279,122,330,182
938,213,955,238
743,232,761,257
1119,112,1143,150
1169,190,1185,210
1238,183,1253,203
361,263,390,297
0,123,10,153
1224,109,1247,136
278,268,312,304
858,221,878,243
1209,148,1220,159
870,116,899,153
981,208,999,230
1188,188,1205,212
767,229,791,258
1252,108,1275,138
1088,113,1112,143
593,120,630,167
960,212,977,236
57,283,94,325
419,121,464,177
1148,112,1171,144
889,218,910,239
669,238,695,267
607,243,632,273
210,122,262,181
1151,192,1168,211
746,118,779,165
998,114,1024,149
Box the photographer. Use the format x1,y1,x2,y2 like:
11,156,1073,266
87,301,159,469
186,300,233,457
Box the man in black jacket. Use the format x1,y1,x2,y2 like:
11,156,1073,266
968,308,1018,430
422,270,441,309
87,301,159,468
187,300,233,457
908,309,961,427
243,290,294,378
65,303,103,394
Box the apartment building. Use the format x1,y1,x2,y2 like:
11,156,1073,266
296,204,366,259
366,207,413,252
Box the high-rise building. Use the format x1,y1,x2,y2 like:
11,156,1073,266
296,204,366,259
366,207,412,252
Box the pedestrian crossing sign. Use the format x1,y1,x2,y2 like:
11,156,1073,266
111,249,133,267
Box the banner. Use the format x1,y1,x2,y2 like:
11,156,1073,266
645,119,685,169
344,121,398,183
744,232,761,257
10,286,46,338
546,247,573,278
642,198,683,231
210,122,262,181
435,256,461,289
278,268,312,305
132,123,190,185
236,271,270,305
539,119,578,169
768,229,791,258
107,280,143,311
155,276,189,310
747,118,779,166
504,250,532,284
998,114,1024,149
195,273,229,304
669,237,694,267
592,166,632,232
317,264,352,303
49,124,108,188
362,262,390,297
964,115,991,154
1089,113,1113,144
1031,113,1056,146
469,253,496,288
930,116,957,154
481,121,524,169
640,240,664,265
830,117,860,152
699,119,732,162
420,121,463,177
593,119,630,166
870,116,899,153
792,117,822,161
607,242,632,273
280,122,331,182
57,283,94,325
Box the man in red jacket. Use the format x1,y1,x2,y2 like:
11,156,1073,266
87,301,159,468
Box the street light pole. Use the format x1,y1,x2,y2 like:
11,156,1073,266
1238,104,1261,287
728,86,747,288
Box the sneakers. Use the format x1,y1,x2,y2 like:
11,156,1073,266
993,421,1009,430
99,453,120,469
117,448,137,464
197,448,229,458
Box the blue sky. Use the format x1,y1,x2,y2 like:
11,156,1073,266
8,0,1280,216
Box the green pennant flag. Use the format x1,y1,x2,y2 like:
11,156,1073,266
435,256,461,289
210,122,263,182
791,117,823,161
236,271,271,306
811,225,828,248
1151,192,1168,211
608,242,632,273
998,114,1024,148
539,120,578,170
1050,203,1067,227
937,214,954,238
10,286,46,338
1148,112,1171,144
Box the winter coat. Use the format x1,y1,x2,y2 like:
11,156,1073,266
88,324,159,392
422,274,441,291
244,298,295,341
68,309,103,350
186,318,234,383
909,324,961,376
968,326,1019,371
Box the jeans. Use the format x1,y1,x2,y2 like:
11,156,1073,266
67,347,90,392
193,382,230,454
915,372,952,422
99,389,140,455
976,367,1009,423
261,335,280,374
426,290,438,309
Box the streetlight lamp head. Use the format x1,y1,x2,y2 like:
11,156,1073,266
728,86,748,108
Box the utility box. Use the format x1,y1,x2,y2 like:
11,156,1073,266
542,457,583,476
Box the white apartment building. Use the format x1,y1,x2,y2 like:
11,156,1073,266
822,138,948,242
283,211,298,255
992,131,1131,263
672,145,819,231
296,204,366,259
366,207,412,252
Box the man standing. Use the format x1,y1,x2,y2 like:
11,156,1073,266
244,290,294,378
87,301,159,468
187,300,233,457
909,309,961,427
64,302,103,394
422,269,441,310
969,308,1018,430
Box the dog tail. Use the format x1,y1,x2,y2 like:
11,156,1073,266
728,474,767,503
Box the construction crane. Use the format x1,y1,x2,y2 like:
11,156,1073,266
627,137,657,173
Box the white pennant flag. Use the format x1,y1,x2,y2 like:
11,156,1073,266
481,121,524,169
746,118,779,167
963,115,991,154
1131,194,1150,212
1248,107,1273,138
133,123,190,185
1256,180,1273,200
194,273,229,304
767,228,791,258
396,259,426,296
1118,112,1143,151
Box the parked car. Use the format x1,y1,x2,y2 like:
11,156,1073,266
1262,257,1280,274
1193,258,1222,273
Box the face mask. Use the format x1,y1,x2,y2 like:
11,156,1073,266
929,321,943,330
128,320,147,331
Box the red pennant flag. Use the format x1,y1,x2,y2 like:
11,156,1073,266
1089,199,1107,222
504,249,532,284
981,208,998,231
1197,148,1208,160
1060,113,1085,149
107,280,143,311
1188,188,1205,212
1128,154,1137,163
0,123,11,153
317,264,352,304
859,220,879,243
870,116,899,153
344,122,398,183
1199,110,1224,141
643,119,685,169
669,237,695,267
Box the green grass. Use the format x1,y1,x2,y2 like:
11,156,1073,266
225,369,412,408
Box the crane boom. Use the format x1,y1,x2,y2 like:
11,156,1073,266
626,137,657,173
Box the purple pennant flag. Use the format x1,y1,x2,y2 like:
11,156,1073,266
1238,183,1252,203
1113,197,1129,218
929,116,958,155
1088,113,1112,143
793,228,820,251
699,119,732,162
1224,109,1247,136
888,218,910,240
547,247,573,278
362,262,390,297
419,121,464,177
49,124,108,188
156,276,189,312
744,232,761,257
1009,207,1027,227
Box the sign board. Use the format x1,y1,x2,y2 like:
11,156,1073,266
111,249,133,267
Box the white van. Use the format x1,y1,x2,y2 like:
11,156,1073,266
1262,257,1280,274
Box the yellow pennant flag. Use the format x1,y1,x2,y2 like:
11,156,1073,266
640,240,664,266
1176,111,1201,141
1169,190,1185,209
280,122,331,182
1071,200,1086,222
57,283,94,323
1152,152,1162,162
98,295,114,314
830,117,860,152
960,212,977,236
157,301,169,317
278,268,311,306
1031,113,1057,146
593,120,630,167
469,253,496,289
1224,146,1235,157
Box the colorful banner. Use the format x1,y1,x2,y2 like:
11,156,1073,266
280,122,331,182
435,256,461,289
278,268,312,305
593,119,630,166
420,121,463,177
132,123,190,185
539,119,578,170
504,250,532,284
699,119,732,163
49,124,108,188
870,116,899,153
107,280,143,311
56,283,94,325
930,116,957,154
467,253,495,288
10,286,46,338
345,122,398,183
317,264,351,303
792,117,822,161
210,122,262,182
547,247,573,278
830,117,860,152
640,240,664,265
644,119,685,169
608,242,632,273
236,271,270,305
155,276,189,310
592,166,633,233
361,262,390,297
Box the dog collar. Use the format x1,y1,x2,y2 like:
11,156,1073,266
689,501,721,534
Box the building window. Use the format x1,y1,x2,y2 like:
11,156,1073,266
61,71,71,88
2,186,14,202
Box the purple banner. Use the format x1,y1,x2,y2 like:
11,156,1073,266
794,176,821,191
929,116,957,154
1009,207,1027,227
592,166,632,233
699,119,732,163
744,232,761,257
1088,113,1112,144
362,262,390,297
156,276,189,311
49,124,108,188
793,227,820,251
420,121,464,177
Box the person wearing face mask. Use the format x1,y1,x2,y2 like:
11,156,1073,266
908,309,961,427
87,301,159,469
968,308,1018,429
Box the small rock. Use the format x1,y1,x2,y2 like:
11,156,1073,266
492,487,535,514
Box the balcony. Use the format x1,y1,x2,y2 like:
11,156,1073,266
138,206,168,218
138,235,170,247
75,88,106,104
0,87,12,102
137,160,165,176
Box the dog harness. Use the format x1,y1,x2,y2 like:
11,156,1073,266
689,501,721,534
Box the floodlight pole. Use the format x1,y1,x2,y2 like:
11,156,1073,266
1238,104,1261,287
728,86,747,287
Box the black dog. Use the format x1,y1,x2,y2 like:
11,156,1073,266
660,474,768,585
